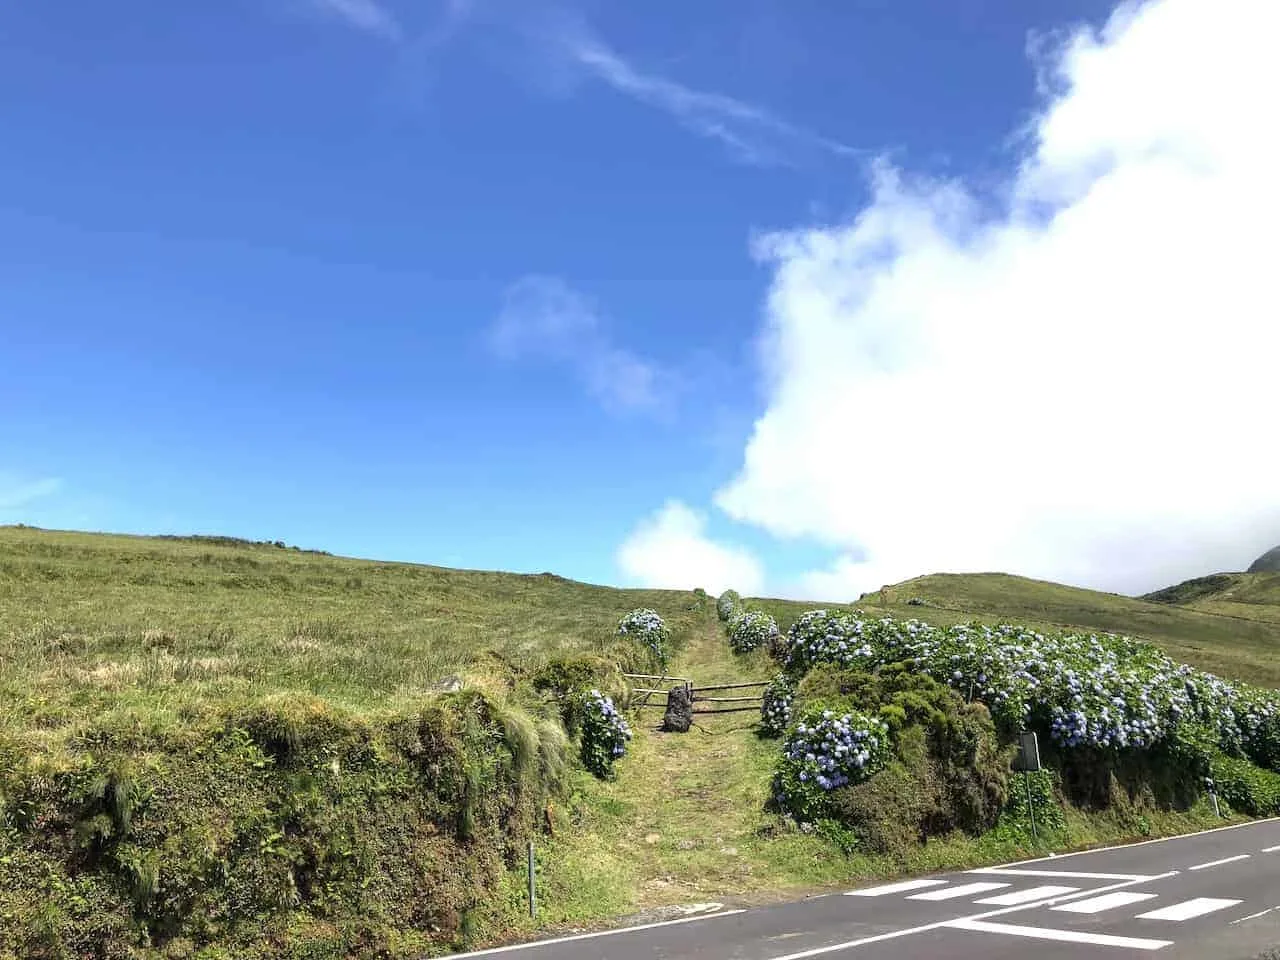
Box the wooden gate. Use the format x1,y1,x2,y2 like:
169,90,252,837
624,675,768,715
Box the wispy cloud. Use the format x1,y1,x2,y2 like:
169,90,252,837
0,476,63,511
488,275,670,414
311,0,402,40
560,27,861,166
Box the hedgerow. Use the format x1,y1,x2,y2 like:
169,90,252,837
760,673,796,737
0,692,567,958
616,609,670,672
716,590,742,622
577,691,633,779
770,611,1280,774
728,611,778,655
766,610,1280,846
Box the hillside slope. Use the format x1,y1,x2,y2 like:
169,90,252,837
1249,546,1280,573
3,525,1278,956
852,571,1280,686
0,525,704,735
4,527,1280,725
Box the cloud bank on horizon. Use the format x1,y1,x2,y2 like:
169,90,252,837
620,0,1280,600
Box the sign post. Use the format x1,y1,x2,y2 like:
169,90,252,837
527,841,537,918
1015,731,1042,843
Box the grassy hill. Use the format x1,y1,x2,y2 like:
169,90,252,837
4,525,1279,958
1248,545,1280,573
857,571,1280,686
1143,571,1280,628
7,527,1278,730
0,525,706,738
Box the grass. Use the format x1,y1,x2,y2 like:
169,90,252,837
860,571,1280,686
0,526,704,742
4,524,1280,953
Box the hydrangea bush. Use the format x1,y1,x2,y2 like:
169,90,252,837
579,690,632,778
760,673,795,737
729,611,779,654
616,608,670,671
773,707,890,822
716,590,742,622
775,611,1280,773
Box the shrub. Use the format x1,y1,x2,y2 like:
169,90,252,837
616,609,670,672
778,609,875,675
773,706,890,823
776,609,1280,772
996,767,1067,840
729,611,778,655
1212,755,1280,816
831,729,935,856
716,590,741,622
531,655,623,735
578,691,632,779
787,667,1013,845
760,673,796,738
0,691,563,956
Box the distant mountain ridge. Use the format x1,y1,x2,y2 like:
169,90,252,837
1249,546,1280,573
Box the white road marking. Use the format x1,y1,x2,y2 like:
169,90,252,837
1261,844,1280,853
906,881,1009,901
845,879,947,897
1136,897,1242,921
976,885,1079,905
945,918,1172,950
763,872,1179,960
445,909,747,957
1232,906,1278,924
1052,891,1157,914
1188,854,1250,871
970,867,1153,881
980,816,1280,870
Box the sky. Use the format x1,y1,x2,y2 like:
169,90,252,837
2,0,1277,600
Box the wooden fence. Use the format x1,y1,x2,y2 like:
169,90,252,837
624,675,767,716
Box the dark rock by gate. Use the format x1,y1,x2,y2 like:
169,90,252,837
663,685,693,733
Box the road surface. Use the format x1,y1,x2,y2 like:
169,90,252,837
454,817,1280,960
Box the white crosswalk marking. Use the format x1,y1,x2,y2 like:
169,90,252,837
976,885,1079,905
1137,898,1243,921
906,881,1009,901
1189,854,1250,871
845,879,946,897
946,919,1173,950
1052,891,1157,914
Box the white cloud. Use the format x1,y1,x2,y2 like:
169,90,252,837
617,500,765,596
311,0,402,40
559,26,859,166
489,274,669,413
715,0,1280,600
0,476,63,512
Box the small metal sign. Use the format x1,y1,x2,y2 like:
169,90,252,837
1015,731,1041,772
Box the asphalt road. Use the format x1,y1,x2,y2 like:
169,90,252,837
453,818,1280,960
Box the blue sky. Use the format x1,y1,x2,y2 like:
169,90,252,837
4,0,1275,597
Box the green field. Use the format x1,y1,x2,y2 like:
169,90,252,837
849,571,1280,686
3,524,1279,957
0,526,705,738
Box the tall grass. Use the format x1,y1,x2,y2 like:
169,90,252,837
0,526,703,744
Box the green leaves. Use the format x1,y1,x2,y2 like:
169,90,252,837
616,609,670,672
577,692,632,779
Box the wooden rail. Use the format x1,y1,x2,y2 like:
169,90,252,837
623,673,691,684
692,706,762,715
